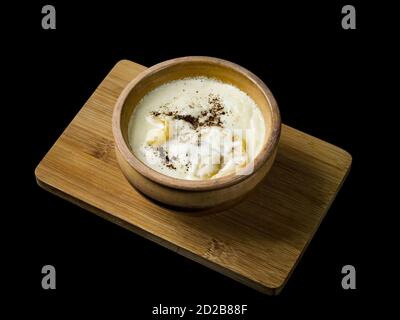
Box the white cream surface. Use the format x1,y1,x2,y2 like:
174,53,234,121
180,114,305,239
128,77,266,180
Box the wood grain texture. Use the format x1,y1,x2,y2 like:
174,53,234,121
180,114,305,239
35,59,352,295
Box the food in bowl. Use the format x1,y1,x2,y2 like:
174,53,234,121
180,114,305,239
128,77,266,180
112,56,280,211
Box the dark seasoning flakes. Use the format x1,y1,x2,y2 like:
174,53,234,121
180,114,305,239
149,93,229,171
154,146,176,170
150,94,225,130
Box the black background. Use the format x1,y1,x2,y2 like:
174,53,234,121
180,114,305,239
5,0,391,317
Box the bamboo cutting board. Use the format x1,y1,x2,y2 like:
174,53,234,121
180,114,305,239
35,60,352,295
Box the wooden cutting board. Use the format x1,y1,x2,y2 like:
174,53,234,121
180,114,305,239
35,59,352,295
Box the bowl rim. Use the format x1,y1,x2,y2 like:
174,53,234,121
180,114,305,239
112,56,281,191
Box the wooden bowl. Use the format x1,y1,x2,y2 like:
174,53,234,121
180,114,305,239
112,56,281,212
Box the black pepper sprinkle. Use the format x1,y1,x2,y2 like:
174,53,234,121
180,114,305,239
148,93,229,170
166,163,176,170
149,94,226,130
156,147,176,170
174,114,200,129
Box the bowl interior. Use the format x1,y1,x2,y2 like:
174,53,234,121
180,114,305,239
115,57,280,190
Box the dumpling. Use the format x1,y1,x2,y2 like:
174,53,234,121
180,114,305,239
145,115,170,146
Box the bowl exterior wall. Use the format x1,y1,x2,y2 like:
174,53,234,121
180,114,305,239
115,145,278,211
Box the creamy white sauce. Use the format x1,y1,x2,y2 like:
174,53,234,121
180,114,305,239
128,77,266,180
